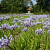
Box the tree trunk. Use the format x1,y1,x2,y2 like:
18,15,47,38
41,7,42,13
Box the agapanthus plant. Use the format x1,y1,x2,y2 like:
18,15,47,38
4,16,11,21
22,27,29,32
0,35,13,50
47,30,50,33
35,28,44,35
23,21,30,27
0,23,11,32
43,26,48,29
11,21,16,23
30,22,36,27
14,18,19,22
10,23,20,30
0,17,4,24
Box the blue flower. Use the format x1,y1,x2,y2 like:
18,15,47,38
47,30,50,33
0,35,13,48
22,27,29,32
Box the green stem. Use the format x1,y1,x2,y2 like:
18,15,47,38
13,30,16,50
7,45,13,50
44,29,47,50
33,26,35,50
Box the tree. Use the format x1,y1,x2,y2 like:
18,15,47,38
0,0,28,13
36,0,50,12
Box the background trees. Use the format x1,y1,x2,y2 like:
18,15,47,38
0,0,27,13
35,0,50,13
0,0,50,13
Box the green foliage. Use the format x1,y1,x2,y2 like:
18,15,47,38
30,0,50,13
0,0,27,13
0,0,50,13
34,0,50,12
